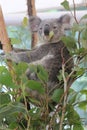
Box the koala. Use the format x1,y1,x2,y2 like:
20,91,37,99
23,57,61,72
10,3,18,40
4,14,73,88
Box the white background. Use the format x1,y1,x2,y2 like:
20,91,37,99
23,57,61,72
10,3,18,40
0,0,83,14
0,0,86,25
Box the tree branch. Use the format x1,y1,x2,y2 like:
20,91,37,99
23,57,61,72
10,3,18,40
0,6,12,52
27,0,37,47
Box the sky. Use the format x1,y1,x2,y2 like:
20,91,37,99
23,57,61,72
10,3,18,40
0,0,83,14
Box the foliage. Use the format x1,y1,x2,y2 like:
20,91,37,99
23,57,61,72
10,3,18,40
7,17,31,49
0,1,87,130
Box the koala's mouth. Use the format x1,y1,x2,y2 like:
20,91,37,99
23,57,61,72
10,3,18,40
44,31,54,42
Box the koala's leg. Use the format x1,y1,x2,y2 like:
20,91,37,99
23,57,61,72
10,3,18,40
26,68,38,80
25,53,54,80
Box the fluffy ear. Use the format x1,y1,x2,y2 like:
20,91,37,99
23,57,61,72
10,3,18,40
58,14,71,30
29,16,42,32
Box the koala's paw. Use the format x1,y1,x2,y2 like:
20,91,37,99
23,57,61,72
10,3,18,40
26,68,38,80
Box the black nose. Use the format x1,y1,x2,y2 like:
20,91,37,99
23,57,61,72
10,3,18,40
44,24,50,36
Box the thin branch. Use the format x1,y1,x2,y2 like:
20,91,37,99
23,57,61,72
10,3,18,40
73,0,76,22
59,63,67,130
69,0,78,24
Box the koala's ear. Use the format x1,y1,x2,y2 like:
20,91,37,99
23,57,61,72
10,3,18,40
58,14,71,30
29,16,42,32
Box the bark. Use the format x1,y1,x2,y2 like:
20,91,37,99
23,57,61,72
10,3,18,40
27,0,37,47
0,6,12,52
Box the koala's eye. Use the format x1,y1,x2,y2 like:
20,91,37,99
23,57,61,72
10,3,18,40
39,27,42,33
53,26,57,29
39,27,42,30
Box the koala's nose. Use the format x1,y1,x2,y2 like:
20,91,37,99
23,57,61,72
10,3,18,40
44,24,50,36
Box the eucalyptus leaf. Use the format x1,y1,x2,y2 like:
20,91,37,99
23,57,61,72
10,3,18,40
74,48,85,55
13,62,28,82
11,38,21,45
27,80,45,94
8,122,19,129
81,28,87,41
0,93,11,105
73,125,84,130
61,36,76,51
22,17,28,27
61,0,70,10
66,104,82,125
72,23,84,36
14,62,28,75
68,92,78,104
80,89,87,95
52,89,64,103
49,31,54,40
29,98,41,106
0,66,13,87
0,102,26,123
75,68,85,77
78,100,87,110
37,65,48,82
0,102,26,115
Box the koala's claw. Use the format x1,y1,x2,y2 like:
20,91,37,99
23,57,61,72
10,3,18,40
26,69,38,80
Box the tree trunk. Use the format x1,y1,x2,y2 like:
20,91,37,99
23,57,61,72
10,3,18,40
27,0,37,47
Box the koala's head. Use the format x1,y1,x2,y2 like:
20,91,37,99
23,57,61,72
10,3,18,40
29,14,71,43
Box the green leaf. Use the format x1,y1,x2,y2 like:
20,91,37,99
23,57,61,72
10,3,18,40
66,104,82,125
80,89,87,95
68,92,78,104
0,102,26,122
0,93,11,105
52,89,64,103
8,122,19,129
27,80,45,94
61,36,76,51
14,62,28,75
0,73,12,87
22,17,28,27
29,98,41,106
11,38,21,44
37,65,48,82
61,0,70,10
74,48,85,55
13,62,28,82
78,100,87,110
0,66,6,72
0,70,19,88
75,68,85,77
53,124,60,130
73,125,84,130
0,66,13,87
72,23,84,36
81,28,87,41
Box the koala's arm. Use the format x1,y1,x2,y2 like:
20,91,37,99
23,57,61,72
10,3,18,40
4,45,49,63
